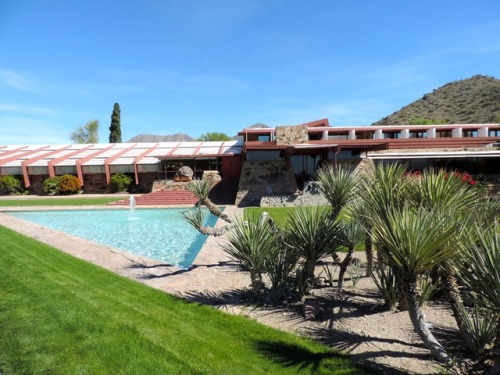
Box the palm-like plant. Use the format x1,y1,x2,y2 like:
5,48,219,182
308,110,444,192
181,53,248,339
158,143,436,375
360,162,410,221
407,168,488,352
315,165,360,219
181,207,234,236
457,223,500,373
186,179,231,223
221,214,278,296
284,206,342,296
371,205,459,363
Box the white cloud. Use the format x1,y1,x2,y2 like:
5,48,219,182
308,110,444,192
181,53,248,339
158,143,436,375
0,68,38,92
0,102,57,116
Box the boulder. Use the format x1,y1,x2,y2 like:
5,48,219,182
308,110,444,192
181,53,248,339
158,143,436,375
174,166,194,182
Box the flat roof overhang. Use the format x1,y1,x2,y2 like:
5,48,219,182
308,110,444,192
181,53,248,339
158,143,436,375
366,150,500,159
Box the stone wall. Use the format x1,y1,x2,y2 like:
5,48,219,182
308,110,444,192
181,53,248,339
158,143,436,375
235,160,298,207
276,125,308,145
260,181,329,207
152,180,190,192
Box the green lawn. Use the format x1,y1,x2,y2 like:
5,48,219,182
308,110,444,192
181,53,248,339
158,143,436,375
244,207,365,252
245,206,295,227
0,197,121,206
0,225,373,375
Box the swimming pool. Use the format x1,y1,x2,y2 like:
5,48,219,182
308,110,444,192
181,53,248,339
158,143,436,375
7,208,218,268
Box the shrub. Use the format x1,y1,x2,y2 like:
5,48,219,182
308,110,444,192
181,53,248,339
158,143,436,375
109,174,132,193
43,177,61,195
58,174,81,194
0,175,23,195
43,175,81,195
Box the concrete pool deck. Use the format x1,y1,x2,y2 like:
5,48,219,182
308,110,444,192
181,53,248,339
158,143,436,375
0,204,251,305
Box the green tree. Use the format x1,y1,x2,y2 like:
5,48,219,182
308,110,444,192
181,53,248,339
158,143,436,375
197,132,232,141
109,103,122,143
70,120,99,144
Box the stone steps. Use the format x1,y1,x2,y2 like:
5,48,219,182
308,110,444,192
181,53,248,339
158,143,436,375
108,179,239,206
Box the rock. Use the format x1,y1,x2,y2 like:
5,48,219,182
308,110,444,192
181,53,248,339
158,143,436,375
174,166,194,182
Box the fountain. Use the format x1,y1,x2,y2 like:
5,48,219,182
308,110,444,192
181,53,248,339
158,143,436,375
129,195,136,218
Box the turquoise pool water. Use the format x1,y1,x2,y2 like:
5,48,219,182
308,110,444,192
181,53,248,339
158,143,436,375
7,208,218,268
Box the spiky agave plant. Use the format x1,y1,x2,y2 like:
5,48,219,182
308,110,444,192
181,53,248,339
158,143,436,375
186,179,231,223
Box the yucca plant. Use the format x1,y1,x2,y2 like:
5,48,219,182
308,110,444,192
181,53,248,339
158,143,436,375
181,207,234,236
371,262,399,310
221,214,278,296
344,200,374,276
186,179,231,223
264,239,300,303
315,165,360,219
456,223,500,373
336,219,366,290
284,206,342,297
418,271,442,307
456,302,498,358
371,205,459,364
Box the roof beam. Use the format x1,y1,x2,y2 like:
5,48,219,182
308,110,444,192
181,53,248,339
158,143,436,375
75,145,115,186
104,144,137,184
133,143,159,185
48,145,94,178
21,146,71,187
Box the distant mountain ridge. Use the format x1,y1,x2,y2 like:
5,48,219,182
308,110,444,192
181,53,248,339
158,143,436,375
373,75,500,125
126,123,270,143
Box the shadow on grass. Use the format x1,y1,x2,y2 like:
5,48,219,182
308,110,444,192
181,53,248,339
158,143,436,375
254,340,345,373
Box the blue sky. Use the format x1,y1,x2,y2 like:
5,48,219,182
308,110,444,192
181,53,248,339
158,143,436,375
1,0,499,145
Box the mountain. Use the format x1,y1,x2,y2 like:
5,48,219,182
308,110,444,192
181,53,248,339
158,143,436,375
127,133,194,142
127,123,270,143
373,75,500,125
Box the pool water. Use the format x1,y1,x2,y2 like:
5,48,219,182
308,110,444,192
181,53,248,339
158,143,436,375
7,208,218,268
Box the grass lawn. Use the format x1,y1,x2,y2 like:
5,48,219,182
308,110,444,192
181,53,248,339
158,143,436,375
245,206,295,227
0,225,373,374
0,197,121,206
244,207,365,252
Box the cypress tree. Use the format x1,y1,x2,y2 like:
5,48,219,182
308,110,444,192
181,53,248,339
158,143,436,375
109,103,122,143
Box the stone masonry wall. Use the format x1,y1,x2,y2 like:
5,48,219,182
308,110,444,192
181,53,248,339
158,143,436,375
276,125,308,145
235,160,298,207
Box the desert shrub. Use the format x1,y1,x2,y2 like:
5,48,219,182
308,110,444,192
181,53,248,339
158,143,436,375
58,174,81,194
456,302,498,358
43,177,61,195
110,173,132,193
371,263,399,310
43,175,81,195
0,175,23,195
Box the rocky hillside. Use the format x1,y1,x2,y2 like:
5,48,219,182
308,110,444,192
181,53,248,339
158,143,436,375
373,75,500,125
127,133,194,142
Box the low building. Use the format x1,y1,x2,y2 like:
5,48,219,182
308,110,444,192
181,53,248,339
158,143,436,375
1,119,499,201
